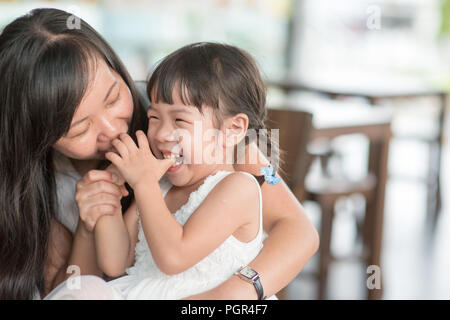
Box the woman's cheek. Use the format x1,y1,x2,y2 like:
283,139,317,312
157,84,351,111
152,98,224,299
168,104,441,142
115,98,134,123
73,137,101,159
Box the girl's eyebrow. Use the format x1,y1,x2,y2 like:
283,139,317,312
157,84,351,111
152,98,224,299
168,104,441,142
169,107,195,114
148,105,196,115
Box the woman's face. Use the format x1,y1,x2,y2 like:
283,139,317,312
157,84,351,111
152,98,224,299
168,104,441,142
53,59,134,160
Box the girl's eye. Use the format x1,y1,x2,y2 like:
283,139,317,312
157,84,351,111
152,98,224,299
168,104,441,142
149,116,159,120
175,119,187,123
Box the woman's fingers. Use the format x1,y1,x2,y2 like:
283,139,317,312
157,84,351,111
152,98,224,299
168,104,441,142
82,204,118,232
78,192,122,232
86,193,122,209
77,180,122,201
105,164,126,186
78,170,115,186
119,184,129,197
76,169,127,232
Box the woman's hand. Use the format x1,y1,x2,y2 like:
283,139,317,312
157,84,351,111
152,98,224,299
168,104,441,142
105,131,174,188
75,170,126,232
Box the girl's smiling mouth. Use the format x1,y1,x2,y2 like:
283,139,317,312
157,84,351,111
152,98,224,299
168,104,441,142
161,150,184,171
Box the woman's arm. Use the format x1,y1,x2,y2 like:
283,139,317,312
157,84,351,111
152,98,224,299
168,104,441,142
186,143,320,299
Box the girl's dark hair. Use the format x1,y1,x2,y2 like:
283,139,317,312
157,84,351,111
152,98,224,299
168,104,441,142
0,8,146,299
147,42,279,184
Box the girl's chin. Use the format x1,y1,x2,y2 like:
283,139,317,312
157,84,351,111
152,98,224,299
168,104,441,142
166,165,190,186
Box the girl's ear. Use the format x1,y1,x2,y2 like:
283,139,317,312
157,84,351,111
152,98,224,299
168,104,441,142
222,113,249,148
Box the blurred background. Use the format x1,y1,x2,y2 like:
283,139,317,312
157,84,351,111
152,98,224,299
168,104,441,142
1,0,449,299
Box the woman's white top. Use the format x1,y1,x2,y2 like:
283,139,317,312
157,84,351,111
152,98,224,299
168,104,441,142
53,151,82,234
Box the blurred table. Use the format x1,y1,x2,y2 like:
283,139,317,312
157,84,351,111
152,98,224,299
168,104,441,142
268,78,446,230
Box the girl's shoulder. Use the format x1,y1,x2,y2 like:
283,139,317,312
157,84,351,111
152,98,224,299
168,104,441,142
213,171,261,200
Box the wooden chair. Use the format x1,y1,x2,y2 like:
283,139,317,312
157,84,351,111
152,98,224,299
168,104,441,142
265,108,314,201
265,108,314,299
266,107,379,300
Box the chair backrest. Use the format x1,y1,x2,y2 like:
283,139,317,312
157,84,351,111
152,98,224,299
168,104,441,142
265,108,314,200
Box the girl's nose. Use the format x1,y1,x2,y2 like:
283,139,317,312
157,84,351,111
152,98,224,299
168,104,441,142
153,122,178,143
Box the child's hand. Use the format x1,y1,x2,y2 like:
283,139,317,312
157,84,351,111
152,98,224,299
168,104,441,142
105,164,129,197
105,130,175,189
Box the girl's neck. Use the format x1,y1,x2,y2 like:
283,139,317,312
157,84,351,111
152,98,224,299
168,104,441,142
70,158,102,177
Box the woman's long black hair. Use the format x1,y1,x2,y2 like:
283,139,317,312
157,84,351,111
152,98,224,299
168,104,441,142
0,8,147,299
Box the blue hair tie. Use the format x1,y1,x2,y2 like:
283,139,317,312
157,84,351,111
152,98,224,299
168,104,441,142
259,165,280,186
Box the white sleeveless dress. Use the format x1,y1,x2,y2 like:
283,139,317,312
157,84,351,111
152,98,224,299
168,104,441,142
46,170,272,300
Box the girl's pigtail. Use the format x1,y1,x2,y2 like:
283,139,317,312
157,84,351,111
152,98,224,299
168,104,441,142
253,126,281,186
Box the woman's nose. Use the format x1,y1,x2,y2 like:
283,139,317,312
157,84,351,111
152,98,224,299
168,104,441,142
97,115,124,142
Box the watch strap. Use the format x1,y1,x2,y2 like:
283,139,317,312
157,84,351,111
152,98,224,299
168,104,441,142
253,275,265,300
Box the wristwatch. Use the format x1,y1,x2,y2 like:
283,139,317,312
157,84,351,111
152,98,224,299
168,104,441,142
235,266,266,300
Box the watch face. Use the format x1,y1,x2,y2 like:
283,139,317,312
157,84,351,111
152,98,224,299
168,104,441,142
241,267,257,279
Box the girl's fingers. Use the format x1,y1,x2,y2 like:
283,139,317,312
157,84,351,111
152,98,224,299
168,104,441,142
119,133,138,154
112,138,129,159
136,130,150,152
161,157,176,171
105,151,123,167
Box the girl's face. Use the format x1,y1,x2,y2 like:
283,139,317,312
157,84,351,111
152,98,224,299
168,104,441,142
147,92,223,187
53,59,134,160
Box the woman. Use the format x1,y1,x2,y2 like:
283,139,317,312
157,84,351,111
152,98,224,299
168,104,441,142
0,8,319,300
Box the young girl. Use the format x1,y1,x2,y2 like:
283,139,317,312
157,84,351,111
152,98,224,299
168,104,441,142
47,42,279,300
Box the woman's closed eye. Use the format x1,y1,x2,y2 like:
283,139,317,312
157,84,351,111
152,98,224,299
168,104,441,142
106,91,121,107
69,122,90,138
